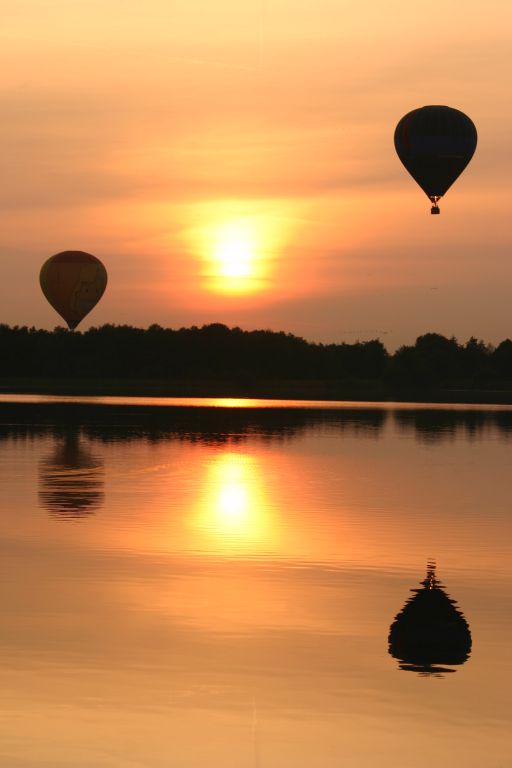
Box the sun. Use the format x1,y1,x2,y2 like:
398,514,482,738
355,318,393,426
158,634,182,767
207,219,263,294
182,202,290,296
213,221,255,281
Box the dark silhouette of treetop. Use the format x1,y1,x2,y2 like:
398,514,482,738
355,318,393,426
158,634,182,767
0,324,511,398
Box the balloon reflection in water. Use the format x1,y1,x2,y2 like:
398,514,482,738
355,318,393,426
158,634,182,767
38,433,104,519
388,561,472,676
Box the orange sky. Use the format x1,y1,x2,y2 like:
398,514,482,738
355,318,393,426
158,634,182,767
1,0,511,348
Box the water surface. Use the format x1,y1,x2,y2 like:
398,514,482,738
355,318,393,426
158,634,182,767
0,399,511,767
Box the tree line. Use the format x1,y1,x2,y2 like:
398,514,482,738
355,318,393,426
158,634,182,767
1,323,512,389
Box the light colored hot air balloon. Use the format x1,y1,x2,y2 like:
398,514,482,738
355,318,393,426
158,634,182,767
394,105,477,214
40,250,108,329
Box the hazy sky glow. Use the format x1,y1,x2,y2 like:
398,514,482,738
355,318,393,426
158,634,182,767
1,0,511,348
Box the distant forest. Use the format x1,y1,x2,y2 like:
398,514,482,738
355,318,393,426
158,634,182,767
2,323,512,394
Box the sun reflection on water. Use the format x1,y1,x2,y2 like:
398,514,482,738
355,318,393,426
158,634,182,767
194,452,273,556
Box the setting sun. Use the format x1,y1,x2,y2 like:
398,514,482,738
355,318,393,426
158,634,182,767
214,222,254,280
184,204,290,298
208,218,264,294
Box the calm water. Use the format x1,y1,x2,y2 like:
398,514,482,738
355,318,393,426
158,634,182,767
1,397,511,767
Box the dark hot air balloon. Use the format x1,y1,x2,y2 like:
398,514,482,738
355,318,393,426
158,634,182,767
394,105,477,214
40,250,108,330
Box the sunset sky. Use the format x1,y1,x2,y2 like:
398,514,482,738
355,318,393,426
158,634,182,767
1,0,511,349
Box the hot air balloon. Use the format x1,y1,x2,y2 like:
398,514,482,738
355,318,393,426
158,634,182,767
394,105,477,214
40,250,108,329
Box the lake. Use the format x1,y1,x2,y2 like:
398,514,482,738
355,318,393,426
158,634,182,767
0,397,511,767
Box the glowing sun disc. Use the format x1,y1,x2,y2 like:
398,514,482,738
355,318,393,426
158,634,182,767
214,223,255,280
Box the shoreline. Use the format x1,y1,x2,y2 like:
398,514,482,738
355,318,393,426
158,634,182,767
2,377,512,405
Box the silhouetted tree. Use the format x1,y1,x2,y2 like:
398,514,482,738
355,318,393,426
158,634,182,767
492,339,512,380
1,324,512,394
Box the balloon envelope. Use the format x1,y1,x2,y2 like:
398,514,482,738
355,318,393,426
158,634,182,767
40,250,107,329
394,105,477,208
